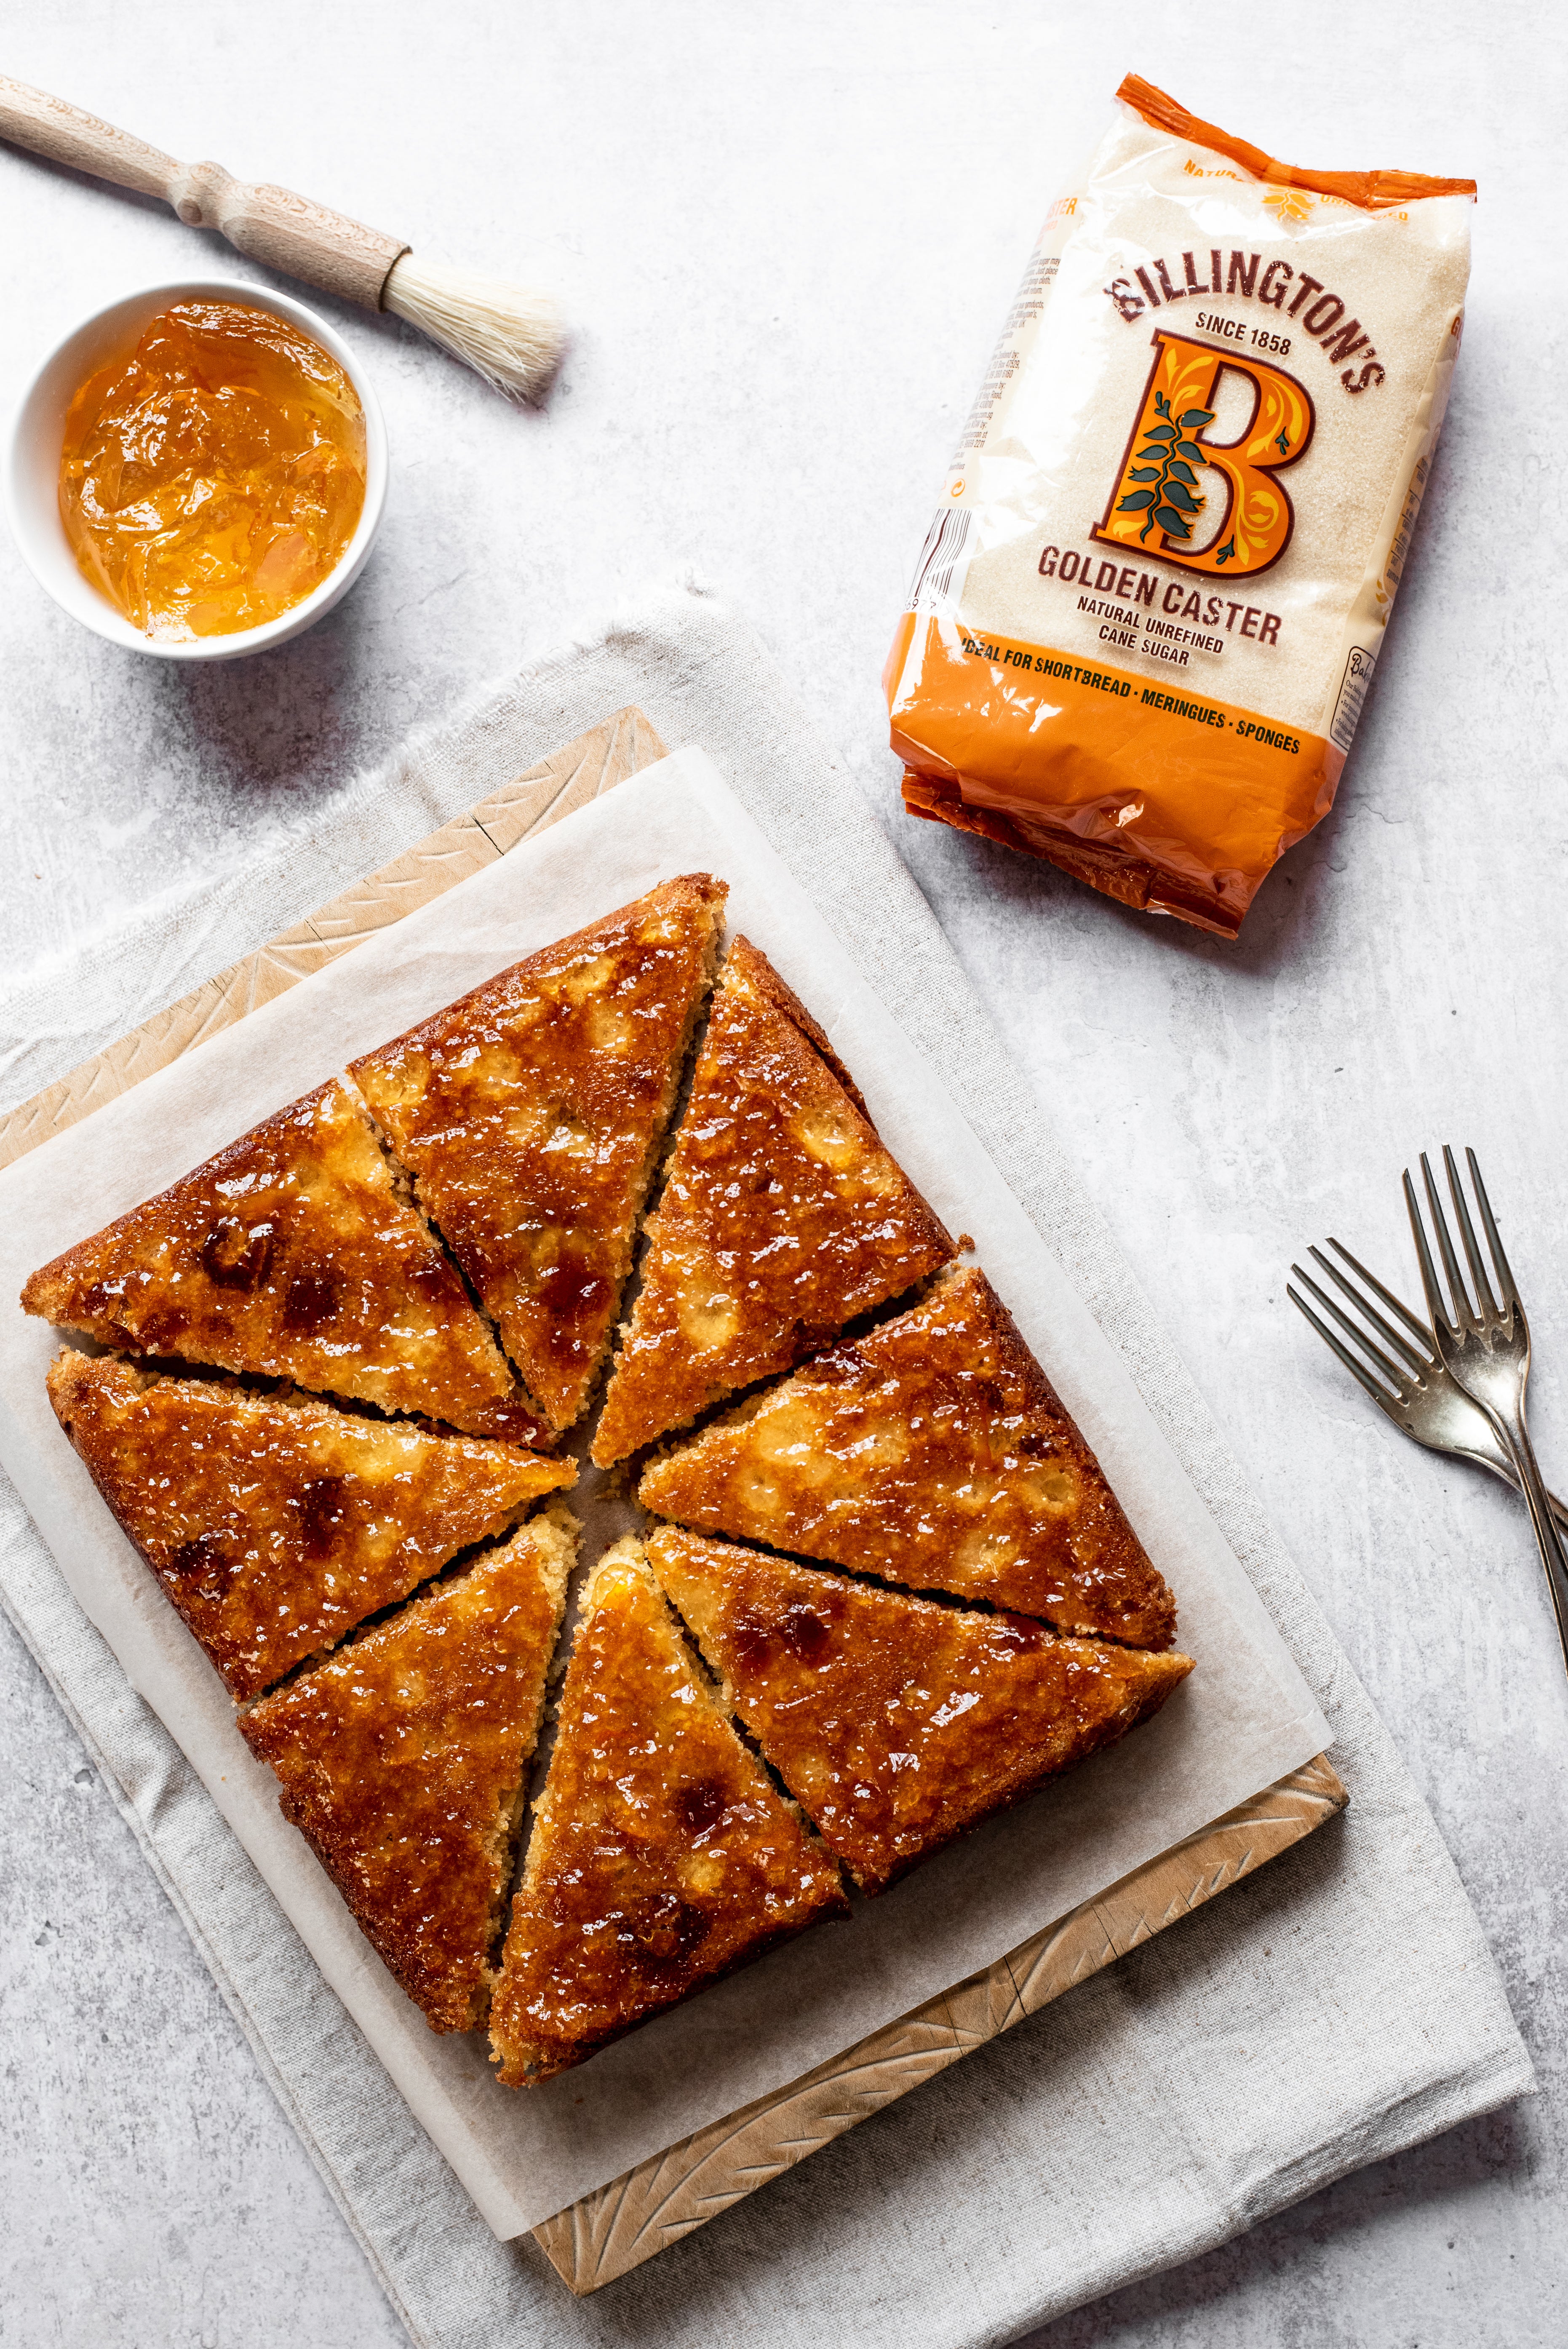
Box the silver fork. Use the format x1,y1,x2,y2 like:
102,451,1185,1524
1288,1240,1568,1535
1405,1146,1568,1672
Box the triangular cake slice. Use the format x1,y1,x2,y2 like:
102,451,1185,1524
350,877,728,1435
647,1526,1193,1894
48,1352,574,1700
640,1264,1175,1648
21,1079,545,1443
489,1537,847,2085
241,1507,577,2033
592,939,954,1465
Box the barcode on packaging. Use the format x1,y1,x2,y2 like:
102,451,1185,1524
1330,645,1377,752
907,507,975,616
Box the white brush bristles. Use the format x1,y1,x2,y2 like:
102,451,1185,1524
383,253,565,401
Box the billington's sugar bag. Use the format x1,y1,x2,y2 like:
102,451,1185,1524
887,77,1475,937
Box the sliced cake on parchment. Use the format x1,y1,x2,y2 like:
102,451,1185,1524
47,1351,573,1700
592,938,954,1465
350,876,727,1434
640,1264,1174,1648
647,1526,1193,1895
489,1537,847,2085
241,1507,577,2033
21,1078,545,1443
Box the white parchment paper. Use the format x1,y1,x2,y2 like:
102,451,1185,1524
0,748,1329,2237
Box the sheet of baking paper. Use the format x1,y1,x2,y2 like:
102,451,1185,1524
0,748,1329,2239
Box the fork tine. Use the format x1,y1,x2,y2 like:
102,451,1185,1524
1288,1281,1400,1407
1466,1146,1521,1314
1421,1152,1472,1325
1326,1237,1434,1351
1309,1245,1432,1376
1290,1264,1408,1393
1443,1143,1498,1320
1404,1164,1453,1333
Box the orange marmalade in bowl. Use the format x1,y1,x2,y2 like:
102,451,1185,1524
59,300,367,641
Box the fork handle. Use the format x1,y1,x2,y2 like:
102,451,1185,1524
1483,1455,1568,1538
1491,1413,1568,1680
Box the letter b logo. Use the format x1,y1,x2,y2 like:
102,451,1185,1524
1093,330,1314,579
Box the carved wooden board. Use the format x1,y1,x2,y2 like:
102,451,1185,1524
0,704,1347,2294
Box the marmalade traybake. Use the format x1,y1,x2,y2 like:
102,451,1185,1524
350,877,727,1434
639,1264,1175,1647
489,1539,847,2083
647,1526,1193,1894
26,869,1194,2079
242,1508,576,2033
591,938,954,1465
47,1351,572,1699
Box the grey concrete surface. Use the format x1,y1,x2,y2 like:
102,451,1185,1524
2,4,1564,2344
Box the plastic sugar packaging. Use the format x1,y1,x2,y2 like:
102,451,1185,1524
886,76,1475,938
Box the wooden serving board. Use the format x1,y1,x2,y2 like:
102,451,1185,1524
0,706,1347,2295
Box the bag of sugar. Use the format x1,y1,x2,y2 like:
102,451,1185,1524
887,76,1474,937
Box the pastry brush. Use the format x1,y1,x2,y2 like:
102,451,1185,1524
0,75,564,400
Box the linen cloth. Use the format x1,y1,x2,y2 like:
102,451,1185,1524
0,580,1531,2349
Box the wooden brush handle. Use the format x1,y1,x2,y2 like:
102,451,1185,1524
0,75,408,310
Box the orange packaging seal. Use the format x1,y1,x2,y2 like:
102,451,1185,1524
886,76,1475,938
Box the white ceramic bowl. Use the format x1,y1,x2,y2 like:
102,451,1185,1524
3,277,389,661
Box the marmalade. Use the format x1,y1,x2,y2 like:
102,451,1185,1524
59,300,366,640
638,1263,1177,1647
46,1353,571,1700
489,1542,847,2084
647,1525,1194,1895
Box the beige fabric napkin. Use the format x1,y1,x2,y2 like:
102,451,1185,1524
0,580,1531,2349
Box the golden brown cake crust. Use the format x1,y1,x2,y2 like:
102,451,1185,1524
591,940,954,1465
639,1264,1175,1648
647,1526,1194,1894
241,1512,575,2033
47,1351,572,1700
22,1080,545,1443
720,936,871,1119
489,1540,847,2085
350,877,727,1434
